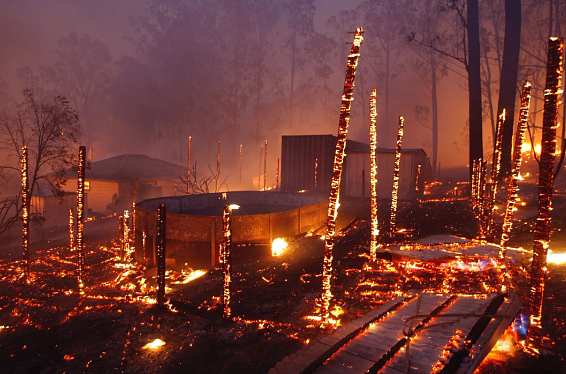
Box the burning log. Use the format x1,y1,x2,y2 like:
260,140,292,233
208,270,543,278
389,116,405,236
222,204,239,319
69,208,74,251
369,88,379,262
528,37,563,353
486,109,506,238
187,136,192,194
314,158,318,190
21,146,29,281
77,145,86,293
321,27,363,322
216,140,221,192
264,139,268,191
156,203,166,307
415,164,422,201
500,83,532,253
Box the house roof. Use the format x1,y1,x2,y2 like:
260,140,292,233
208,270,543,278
64,154,186,182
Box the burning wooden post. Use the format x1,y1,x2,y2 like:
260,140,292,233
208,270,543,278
276,158,280,191
123,209,130,260
187,136,192,194
473,158,488,239
21,146,29,281
314,158,318,190
369,88,379,262
500,83,532,253
156,203,166,307
258,143,263,191
528,37,563,353
77,146,86,293
131,202,136,247
216,140,221,192
264,139,268,191
239,144,242,190
389,116,405,236
415,164,422,201
69,208,74,251
222,204,239,319
321,27,363,322
119,214,125,260
486,109,506,238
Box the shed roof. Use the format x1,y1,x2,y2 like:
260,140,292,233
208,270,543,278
64,154,186,182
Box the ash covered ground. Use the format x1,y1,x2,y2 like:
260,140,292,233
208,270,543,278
1,180,565,374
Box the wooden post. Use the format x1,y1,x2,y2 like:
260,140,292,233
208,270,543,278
21,146,29,282
222,204,239,319
69,208,75,251
188,136,192,194
216,140,221,192
119,214,125,261
77,146,86,293
264,139,268,191
369,88,379,261
389,116,405,236
486,109,506,238
321,27,363,322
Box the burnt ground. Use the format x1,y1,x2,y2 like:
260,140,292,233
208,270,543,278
0,181,565,374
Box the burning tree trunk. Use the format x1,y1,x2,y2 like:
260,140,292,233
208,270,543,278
389,116,405,236
314,158,318,190
321,27,363,322
123,210,130,261
369,88,379,262
187,136,192,194
132,202,136,248
264,139,268,191
500,82,532,253
222,204,239,319
486,109,506,238
415,164,422,201
276,158,280,191
69,208,74,251
156,203,166,307
77,145,86,293
216,140,221,193
472,158,488,239
21,146,29,281
119,215,125,261
528,37,563,353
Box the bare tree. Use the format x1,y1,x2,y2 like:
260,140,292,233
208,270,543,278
0,88,80,234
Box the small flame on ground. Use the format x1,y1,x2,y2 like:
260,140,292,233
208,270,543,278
271,238,288,257
142,338,165,350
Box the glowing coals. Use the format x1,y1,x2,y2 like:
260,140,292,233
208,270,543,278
228,204,240,210
271,238,288,257
142,338,165,350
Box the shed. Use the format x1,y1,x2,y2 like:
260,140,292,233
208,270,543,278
30,190,80,227
62,154,186,214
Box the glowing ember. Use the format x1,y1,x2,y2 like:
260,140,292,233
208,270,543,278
142,338,165,350
369,88,379,262
171,269,207,284
321,27,363,323
389,116,404,236
271,238,288,257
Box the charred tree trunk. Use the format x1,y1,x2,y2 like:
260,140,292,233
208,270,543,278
468,0,484,177
321,28,363,322
498,0,522,178
21,146,29,282
369,88,379,261
528,38,563,353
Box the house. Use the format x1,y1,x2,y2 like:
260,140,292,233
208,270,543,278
280,135,430,200
62,154,187,214
30,190,79,227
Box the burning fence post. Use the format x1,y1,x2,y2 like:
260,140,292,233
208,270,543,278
258,143,263,191
123,210,130,261
216,140,221,192
222,204,239,319
21,146,29,281
156,203,167,307
486,109,506,238
389,116,405,236
264,139,268,191
69,208,75,251
314,158,318,190
500,83,532,254
369,88,379,262
528,37,563,353
187,136,192,194
77,146,86,293
415,164,422,201
132,202,136,248
321,27,363,322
